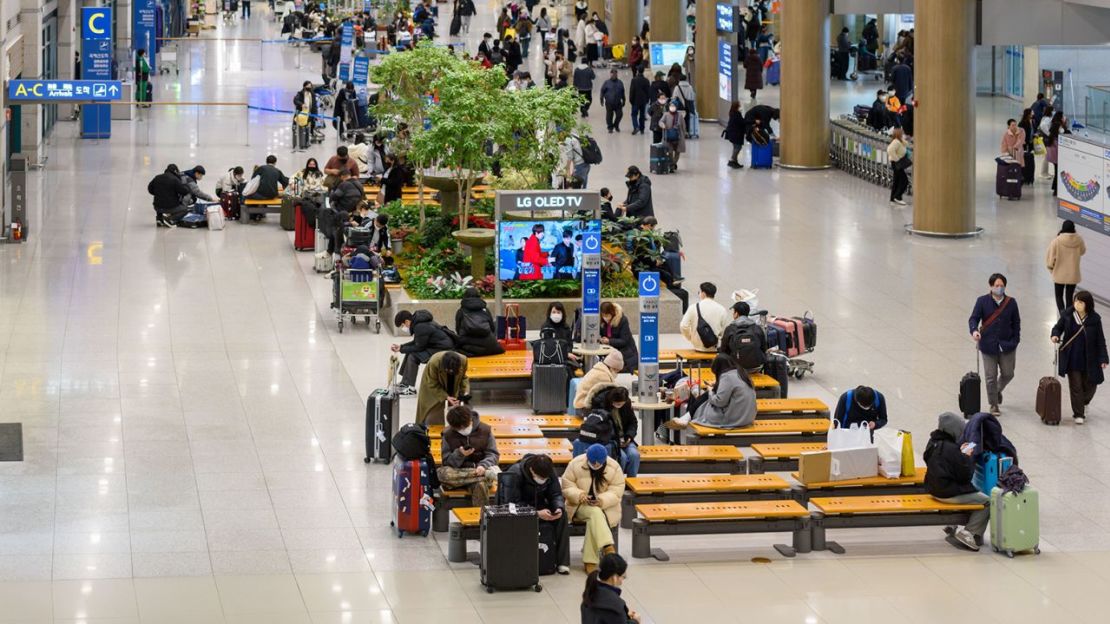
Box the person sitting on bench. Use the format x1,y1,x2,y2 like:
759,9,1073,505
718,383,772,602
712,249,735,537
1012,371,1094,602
924,412,990,552
581,553,641,624
391,310,455,395
414,351,470,426
454,287,504,358
573,350,624,413
833,385,888,433
576,386,640,477
720,301,767,372
667,354,756,429
561,443,625,574
499,454,571,575
244,155,289,222
437,405,499,506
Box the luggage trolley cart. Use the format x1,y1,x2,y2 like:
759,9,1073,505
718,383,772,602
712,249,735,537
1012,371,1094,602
331,268,383,333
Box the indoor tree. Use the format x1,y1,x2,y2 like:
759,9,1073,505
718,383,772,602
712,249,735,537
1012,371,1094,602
495,86,587,190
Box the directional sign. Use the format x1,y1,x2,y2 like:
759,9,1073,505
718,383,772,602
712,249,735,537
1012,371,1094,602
81,7,113,138
133,0,158,73
82,7,111,40
337,23,354,82
8,80,123,102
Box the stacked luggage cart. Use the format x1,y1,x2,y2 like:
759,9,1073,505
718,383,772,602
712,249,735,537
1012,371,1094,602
829,115,913,196
331,267,384,333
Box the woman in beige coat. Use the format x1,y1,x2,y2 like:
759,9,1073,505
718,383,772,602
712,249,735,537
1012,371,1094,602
572,350,623,411
1046,219,1086,314
561,444,625,573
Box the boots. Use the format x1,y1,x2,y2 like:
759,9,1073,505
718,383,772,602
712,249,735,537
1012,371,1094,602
601,545,616,557
727,160,744,169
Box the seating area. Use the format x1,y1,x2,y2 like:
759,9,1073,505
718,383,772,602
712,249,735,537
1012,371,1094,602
241,197,283,219
446,507,620,564
682,417,831,446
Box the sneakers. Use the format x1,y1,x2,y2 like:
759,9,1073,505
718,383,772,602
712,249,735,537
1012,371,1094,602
954,529,980,551
989,404,1001,417
157,215,177,228
396,385,417,396
556,565,570,575
727,160,744,169
891,198,907,206
1075,416,1086,425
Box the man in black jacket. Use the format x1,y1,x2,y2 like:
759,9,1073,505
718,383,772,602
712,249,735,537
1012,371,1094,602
648,71,671,104
498,454,570,574
866,90,892,131
599,69,625,133
147,164,192,227
924,412,990,551
628,68,650,135
617,166,653,219
247,155,290,200
391,309,455,392
329,170,364,213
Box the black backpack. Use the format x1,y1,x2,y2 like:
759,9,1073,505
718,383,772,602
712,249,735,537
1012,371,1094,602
579,136,603,165
459,310,490,338
727,323,766,370
392,423,431,461
577,410,613,446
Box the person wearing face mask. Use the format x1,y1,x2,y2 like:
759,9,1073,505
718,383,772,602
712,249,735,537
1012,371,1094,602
658,99,687,167
599,302,638,373
969,273,1021,416
292,81,318,138
581,553,640,623
574,350,623,411
437,405,500,505
323,145,361,189
561,444,625,574
648,91,670,143
833,385,889,433
291,157,327,201
1051,291,1109,425
581,386,640,476
924,412,990,552
541,302,582,369
391,310,456,395
478,32,494,59
498,454,571,574
617,166,653,219
667,355,758,430
600,70,626,133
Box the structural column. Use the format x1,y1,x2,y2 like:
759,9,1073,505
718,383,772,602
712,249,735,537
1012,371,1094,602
910,0,977,236
610,0,640,47
780,0,829,169
693,0,718,121
648,0,684,42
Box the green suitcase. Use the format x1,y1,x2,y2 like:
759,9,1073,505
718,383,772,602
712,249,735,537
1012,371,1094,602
280,196,297,231
990,485,1040,558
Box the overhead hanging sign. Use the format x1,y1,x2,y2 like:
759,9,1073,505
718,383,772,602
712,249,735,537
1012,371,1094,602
8,79,123,101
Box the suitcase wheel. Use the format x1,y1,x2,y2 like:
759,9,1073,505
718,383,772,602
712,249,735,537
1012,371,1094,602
363,456,371,464
485,586,494,594
534,584,543,592
1034,546,1041,555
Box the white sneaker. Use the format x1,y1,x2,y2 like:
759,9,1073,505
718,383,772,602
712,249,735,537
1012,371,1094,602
396,385,417,396
1075,416,1086,425
891,199,907,206
954,529,980,551
556,565,570,575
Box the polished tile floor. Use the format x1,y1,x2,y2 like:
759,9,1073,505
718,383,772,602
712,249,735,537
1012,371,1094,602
2,3,1109,622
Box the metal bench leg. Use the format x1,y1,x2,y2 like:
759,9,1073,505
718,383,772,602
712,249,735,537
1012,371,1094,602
747,456,763,474
620,493,636,530
794,517,811,554
809,512,844,554
433,504,449,533
631,519,669,561
447,523,468,563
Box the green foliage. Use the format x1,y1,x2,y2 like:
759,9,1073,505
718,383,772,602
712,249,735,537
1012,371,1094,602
496,87,587,187
369,42,466,135
378,200,421,229
417,213,457,249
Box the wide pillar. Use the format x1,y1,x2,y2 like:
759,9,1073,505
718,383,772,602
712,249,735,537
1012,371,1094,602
588,0,605,22
693,0,718,121
610,0,640,47
909,0,978,237
649,0,684,42
780,0,830,169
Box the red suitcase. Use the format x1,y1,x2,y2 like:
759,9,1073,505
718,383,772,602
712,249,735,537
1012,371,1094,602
771,317,804,357
220,191,240,220
391,457,433,537
294,204,314,251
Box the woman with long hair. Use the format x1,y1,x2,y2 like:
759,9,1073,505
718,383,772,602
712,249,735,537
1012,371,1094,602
581,553,641,623
1051,290,1109,425
668,354,757,429
1045,219,1086,314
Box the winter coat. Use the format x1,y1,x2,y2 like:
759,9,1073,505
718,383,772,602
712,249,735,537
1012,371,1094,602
1000,127,1025,162
589,386,638,443
724,109,746,144
399,310,455,357
1052,308,1109,385
623,177,654,219
574,362,618,410
498,454,565,511
581,584,633,624
891,63,913,101
601,304,638,372
658,109,686,153
629,74,650,106
249,164,289,200
541,318,574,344
214,169,245,195
959,412,1018,464
692,370,757,429
454,295,504,357
1045,232,1086,284
415,351,470,426
292,169,327,196
573,65,596,91
648,79,671,103
148,171,190,211
600,78,626,108
968,294,1021,355
743,53,763,91
329,178,364,213
628,43,644,69
561,454,625,528
923,429,978,499
441,421,500,469
181,170,216,203
680,298,729,351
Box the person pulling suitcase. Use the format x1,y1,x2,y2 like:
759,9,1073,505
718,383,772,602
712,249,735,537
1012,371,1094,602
1050,290,1109,425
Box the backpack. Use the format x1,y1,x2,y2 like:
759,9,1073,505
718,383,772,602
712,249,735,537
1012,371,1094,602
392,423,431,461
579,136,603,165
694,303,719,349
439,324,462,348
490,48,504,64
459,310,489,338
533,328,568,365
577,410,613,446
727,323,765,370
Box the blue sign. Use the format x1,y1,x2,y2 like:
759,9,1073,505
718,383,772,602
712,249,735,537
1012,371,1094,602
353,55,370,103
337,23,354,82
638,272,660,297
81,7,113,139
8,80,123,102
638,271,660,365
582,231,602,255
716,3,734,32
581,229,602,315
133,0,158,73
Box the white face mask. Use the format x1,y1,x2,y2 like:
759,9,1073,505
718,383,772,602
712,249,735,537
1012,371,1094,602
457,425,473,436
532,474,547,485
669,106,677,113
400,324,411,335
550,312,563,323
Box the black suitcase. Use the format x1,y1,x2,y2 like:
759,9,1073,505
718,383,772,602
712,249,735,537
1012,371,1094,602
480,504,541,593
537,520,559,575
650,142,675,174
1022,149,1035,185
959,369,981,417
995,158,1022,200
365,387,399,463
764,351,789,398
532,364,569,414
449,13,461,35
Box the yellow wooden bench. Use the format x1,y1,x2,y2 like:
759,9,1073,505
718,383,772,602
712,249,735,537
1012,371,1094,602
749,442,827,473
241,197,283,219
428,424,543,439
430,437,570,453
431,446,572,466
446,505,619,562
467,352,534,391
631,500,812,560
479,414,582,438
756,398,830,418
809,494,987,553
637,444,746,474
620,474,791,528
684,418,830,446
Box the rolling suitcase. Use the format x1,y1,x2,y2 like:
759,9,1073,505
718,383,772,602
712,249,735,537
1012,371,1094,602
1036,349,1062,425
365,356,400,463
391,457,433,537
770,317,803,357
973,451,1013,495
294,204,314,250
792,312,817,352
650,143,676,174
1022,149,1036,185
764,351,790,398
537,520,559,575
751,141,774,169
766,59,780,85
959,351,982,417
990,485,1040,557
220,191,241,220
280,195,298,231
532,364,569,414
480,504,541,593
206,205,225,231
314,229,332,273
995,157,1022,200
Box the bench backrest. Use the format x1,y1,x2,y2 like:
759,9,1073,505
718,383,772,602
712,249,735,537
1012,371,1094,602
626,474,789,494
636,500,809,522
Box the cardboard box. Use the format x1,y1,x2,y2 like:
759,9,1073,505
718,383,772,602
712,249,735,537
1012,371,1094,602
799,447,878,483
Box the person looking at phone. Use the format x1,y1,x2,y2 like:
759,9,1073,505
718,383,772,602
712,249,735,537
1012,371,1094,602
413,351,470,426
498,454,571,574
436,405,500,506
832,385,888,432
923,412,990,552
561,444,625,574
582,386,640,477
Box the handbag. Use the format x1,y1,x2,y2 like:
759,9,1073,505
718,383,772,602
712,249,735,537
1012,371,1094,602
893,156,912,172
694,303,719,349
1033,135,1046,156
827,419,873,451
497,303,528,350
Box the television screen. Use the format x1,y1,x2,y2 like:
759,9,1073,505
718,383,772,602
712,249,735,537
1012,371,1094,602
649,42,689,68
716,4,734,32
498,219,599,281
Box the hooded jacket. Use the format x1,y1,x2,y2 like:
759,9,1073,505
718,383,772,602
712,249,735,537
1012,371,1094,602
560,454,625,527
574,362,619,410
601,304,638,372
181,169,216,203
454,293,503,357
1045,232,1086,285
147,168,190,211
924,413,977,499
329,178,365,213
589,386,638,443
399,310,455,356
497,454,565,512
581,583,632,624
623,177,654,219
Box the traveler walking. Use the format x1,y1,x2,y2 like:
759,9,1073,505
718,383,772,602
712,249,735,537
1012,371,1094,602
887,128,911,205
600,70,626,133
629,68,650,135
1045,220,1086,314
724,101,746,169
1050,290,1109,425
968,273,1021,416
743,48,763,100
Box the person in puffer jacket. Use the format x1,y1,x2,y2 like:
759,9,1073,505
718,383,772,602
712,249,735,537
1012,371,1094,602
924,412,990,552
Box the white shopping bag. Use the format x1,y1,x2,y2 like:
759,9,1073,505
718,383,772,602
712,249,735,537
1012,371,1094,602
827,420,872,451
873,428,904,478
206,205,225,231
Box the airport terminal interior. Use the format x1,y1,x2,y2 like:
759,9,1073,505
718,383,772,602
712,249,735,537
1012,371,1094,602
4,0,1110,622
